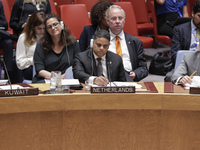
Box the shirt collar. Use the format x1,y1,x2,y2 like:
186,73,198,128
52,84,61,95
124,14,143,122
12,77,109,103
93,51,106,61
109,29,124,41
191,20,197,30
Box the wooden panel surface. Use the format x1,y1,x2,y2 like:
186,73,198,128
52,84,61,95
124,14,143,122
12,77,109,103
0,83,200,150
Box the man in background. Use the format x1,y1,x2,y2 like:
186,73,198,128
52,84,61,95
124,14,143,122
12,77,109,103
106,5,148,82
165,1,200,82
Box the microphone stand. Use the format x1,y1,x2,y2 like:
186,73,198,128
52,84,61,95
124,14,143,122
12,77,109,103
107,61,112,87
0,56,12,90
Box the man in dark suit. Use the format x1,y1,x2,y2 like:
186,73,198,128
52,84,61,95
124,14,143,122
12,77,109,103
106,5,148,82
171,1,200,65
165,1,200,82
73,30,126,86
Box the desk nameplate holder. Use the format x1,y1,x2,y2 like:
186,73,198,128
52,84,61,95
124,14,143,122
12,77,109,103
189,87,200,94
0,88,39,97
91,86,135,94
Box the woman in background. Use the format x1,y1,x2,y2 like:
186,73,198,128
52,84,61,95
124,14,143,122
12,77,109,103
32,14,80,83
10,0,51,36
79,0,113,52
155,0,189,38
16,11,45,81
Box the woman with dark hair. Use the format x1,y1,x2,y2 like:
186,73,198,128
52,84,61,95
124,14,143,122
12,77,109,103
10,0,51,36
16,11,45,81
32,14,80,83
79,0,113,52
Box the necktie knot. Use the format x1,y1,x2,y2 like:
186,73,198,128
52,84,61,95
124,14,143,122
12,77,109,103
97,57,102,62
116,35,119,40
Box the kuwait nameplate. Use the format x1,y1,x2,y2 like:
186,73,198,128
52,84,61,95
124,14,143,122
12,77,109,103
91,86,135,93
0,88,39,97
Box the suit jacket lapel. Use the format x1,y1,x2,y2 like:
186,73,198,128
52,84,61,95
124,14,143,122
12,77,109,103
186,22,191,49
106,53,112,81
124,33,134,70
193,52,200,75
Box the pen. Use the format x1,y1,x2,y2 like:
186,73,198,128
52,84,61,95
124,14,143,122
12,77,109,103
112,82,117,87
190,70,197,77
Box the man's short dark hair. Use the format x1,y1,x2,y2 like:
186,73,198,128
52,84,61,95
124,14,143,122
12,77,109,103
93,30,110,41
193,1,200,14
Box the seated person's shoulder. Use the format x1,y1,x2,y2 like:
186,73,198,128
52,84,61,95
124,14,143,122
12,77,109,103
124,32,142,42
174,21,190,30
83,25,96,31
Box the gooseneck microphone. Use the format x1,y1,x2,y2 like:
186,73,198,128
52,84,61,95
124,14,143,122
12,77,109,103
107,61,112,87
0,56,12,89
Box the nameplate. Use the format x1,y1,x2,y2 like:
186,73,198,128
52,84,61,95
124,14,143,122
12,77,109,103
91,86,135,93
0,88,39,97
189,87,200,94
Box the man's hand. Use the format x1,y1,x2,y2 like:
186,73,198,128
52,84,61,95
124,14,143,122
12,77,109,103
94,76,109,86
129,71,136,80
179,75,193,86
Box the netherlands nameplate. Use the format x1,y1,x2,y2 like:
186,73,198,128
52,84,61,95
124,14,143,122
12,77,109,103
0,88,39,97
91,86,135,93
189,87,200,94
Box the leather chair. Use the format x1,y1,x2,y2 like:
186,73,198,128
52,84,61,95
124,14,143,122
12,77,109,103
53,0,73,17
174,50,193,70
74,0,100,12
146,0,153,22
48,0,58,15
114,2,153,48
119,0,154,36
6,0,15,11
59,4,91,40
151,1,172,46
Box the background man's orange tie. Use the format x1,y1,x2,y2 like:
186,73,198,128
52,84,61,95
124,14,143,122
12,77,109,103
115,36,122,58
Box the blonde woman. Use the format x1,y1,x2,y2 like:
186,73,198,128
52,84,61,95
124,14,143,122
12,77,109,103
16,11,45,80
10,0,51,36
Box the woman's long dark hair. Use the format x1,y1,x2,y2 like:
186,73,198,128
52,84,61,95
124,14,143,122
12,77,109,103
90,0,113,27
22,10,45,46
42,14,76,51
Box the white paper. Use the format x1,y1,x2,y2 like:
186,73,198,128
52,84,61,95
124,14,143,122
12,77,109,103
0,85,27,90
0,80,8,85
185,76,200,88
61,79,80,85
45,79,80,85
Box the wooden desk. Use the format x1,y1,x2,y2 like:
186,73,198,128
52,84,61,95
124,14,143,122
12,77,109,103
0,83,200,150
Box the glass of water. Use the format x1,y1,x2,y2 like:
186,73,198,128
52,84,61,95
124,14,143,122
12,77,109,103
50,71,62,93
85,80,91,91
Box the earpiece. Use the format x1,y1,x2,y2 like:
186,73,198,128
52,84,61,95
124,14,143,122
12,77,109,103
90,39,94,48
60,21,64,30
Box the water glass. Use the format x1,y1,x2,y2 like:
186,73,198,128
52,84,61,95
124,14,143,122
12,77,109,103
85,80,91,91
50,71,62,93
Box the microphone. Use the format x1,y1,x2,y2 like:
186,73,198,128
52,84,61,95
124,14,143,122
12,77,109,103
0,56,12,89
107,61,112,87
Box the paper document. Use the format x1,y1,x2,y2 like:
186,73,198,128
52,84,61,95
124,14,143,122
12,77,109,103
45,79,80,85
0,80,8,85
0,85,27,90
185,76,200,89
